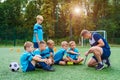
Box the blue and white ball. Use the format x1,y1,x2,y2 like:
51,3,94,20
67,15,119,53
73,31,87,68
9,62,19,72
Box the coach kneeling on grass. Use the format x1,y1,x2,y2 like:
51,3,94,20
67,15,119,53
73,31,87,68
81,29,111,70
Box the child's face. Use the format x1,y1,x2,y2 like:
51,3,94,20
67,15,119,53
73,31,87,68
39,44,46,51
62,44,68,50
37,18,43,24
70,43,76,49
26,46,34,52
48,43,54,49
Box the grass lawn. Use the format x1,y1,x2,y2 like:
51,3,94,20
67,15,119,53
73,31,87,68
0,46,120,80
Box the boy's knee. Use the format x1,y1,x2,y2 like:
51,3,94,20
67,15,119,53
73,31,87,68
87,62,93,67
91,47,102,54
59,61,66,65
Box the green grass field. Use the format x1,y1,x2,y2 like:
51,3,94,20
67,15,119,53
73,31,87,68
0,46,120,80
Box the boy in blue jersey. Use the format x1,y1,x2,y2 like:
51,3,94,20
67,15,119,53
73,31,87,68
81,30,111,70
33,41,55,66
46,40,55,65
54,41,68,65
33,15,44,49
20,41,54,72
66,41,84,64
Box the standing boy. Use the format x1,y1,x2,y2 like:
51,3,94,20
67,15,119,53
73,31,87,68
33,15,44,49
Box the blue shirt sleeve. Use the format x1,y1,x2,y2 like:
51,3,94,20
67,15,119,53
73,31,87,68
34,24,38,33
74,48,79,53
28,54,33,61
93,33,101,42
33,49,41,55
22,53,33,62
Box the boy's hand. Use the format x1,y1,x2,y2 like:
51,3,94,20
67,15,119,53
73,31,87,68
50,52,53,58
48,59,52,65
42,59,49,64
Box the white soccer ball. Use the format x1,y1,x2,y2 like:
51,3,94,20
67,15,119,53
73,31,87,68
9,62,19,72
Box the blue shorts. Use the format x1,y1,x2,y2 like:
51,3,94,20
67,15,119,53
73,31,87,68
92,48,111,62
54,59,64,64
26,62,35,72
33,42,39,48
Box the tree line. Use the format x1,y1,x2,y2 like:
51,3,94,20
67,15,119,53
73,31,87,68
0,0,120,44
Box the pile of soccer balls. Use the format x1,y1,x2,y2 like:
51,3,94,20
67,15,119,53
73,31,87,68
9,62,19,72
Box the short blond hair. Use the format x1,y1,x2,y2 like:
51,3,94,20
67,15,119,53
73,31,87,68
69,41,76,46
47,39,54,45
24,41,33,50
80,29,90,36
61,41,68,46
36,15,43,21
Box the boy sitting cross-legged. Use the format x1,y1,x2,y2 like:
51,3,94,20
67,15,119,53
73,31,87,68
54,41,68,65
66,41,84,64
20,41,54,72
33,41,55,69
46,39,55,65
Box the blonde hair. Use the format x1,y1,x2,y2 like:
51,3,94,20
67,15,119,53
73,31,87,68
69,41,76,46
61,41,68,46
80,29,90,36
47,39,54,45
24,41,33,50
36,15,43,21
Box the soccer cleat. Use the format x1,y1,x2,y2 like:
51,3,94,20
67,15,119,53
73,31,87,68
103,59,111,67
105,58,111,67
96,63,104,70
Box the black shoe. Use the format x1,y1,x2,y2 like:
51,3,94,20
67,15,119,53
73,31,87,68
103,59,111,67
46,67,55,71
105,58,111,67
96,63,104,70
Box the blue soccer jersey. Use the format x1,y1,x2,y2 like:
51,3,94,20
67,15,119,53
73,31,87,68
89,32,110,49
33,23,43,42
54,48,66,63
40,48,50,58
46,47,54,55
20,51,34,72
67,48,79,60
33,49,41,56
33,48,51,59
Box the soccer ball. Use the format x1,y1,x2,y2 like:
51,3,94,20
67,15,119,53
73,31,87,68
9,62,19,72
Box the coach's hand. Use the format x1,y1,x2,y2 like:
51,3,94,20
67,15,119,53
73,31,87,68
85,51,89,56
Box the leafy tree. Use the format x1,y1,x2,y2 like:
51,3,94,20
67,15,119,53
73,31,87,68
0,0,22,41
